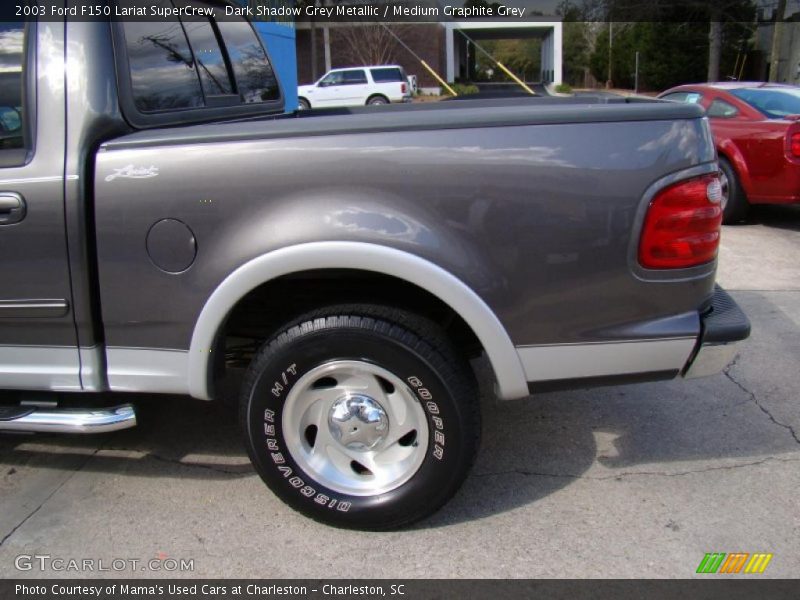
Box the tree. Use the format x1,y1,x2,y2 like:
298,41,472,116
556,1,592,86
586,0,756,91
708,19,722,81
590,0,756,86
334,24,407,66
769,0,788,82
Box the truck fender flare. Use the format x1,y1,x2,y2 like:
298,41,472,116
187,242,529,401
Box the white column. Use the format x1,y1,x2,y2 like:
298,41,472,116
553,22,563,85
323,26,331,72
446,25,455,83
541,31,550,82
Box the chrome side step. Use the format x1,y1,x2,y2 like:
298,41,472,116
0,404,136,434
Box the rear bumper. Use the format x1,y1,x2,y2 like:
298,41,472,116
683,286,750,378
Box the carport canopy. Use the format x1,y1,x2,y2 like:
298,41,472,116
444,20,563,85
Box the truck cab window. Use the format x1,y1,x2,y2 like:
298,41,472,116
0,23,26,156
215,19,279,103
119,2,280,121
180,19,234,96
122,18,204,112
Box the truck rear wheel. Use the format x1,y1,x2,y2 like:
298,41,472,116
239,305,480,529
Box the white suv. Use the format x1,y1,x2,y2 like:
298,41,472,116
298,66,411,109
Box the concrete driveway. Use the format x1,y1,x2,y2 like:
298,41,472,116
1,206,798,579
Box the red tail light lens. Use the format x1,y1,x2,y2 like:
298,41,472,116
790,132,800,158
401,83,407,94
638,174,723,269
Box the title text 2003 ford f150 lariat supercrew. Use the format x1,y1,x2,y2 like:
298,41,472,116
0,5,750,528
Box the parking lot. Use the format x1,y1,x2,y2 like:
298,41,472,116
0,205,798,579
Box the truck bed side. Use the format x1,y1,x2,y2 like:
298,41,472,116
93,101,716,398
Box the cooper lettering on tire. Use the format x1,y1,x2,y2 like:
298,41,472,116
240,304,480,529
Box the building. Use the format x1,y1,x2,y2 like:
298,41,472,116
295,20,563,93
756,16,800,84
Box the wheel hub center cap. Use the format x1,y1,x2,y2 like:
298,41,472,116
328,394,389,451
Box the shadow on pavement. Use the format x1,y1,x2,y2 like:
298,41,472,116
743,204,800,232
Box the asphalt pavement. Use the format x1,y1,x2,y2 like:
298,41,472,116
0,205,798,579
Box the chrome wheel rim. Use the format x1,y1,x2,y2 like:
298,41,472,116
282,360,429,496
719,169,729,212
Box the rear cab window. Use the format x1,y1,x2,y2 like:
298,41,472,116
216,19,279,103
116,0,282,127
179,17,235,98
123,19,205,112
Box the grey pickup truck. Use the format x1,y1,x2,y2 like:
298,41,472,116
0,6,749,529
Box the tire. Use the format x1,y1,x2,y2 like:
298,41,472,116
298,98,310,110
719,157,748,224
240,305,480,530
366,95,389,106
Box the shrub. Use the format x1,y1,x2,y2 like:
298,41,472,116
449,83,479,96
554,83,574,94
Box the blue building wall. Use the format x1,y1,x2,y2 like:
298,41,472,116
254,21,298,112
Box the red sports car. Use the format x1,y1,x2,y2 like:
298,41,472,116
659,83,800,223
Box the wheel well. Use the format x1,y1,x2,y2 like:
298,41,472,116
215,270,483,382
718,151,749,197
366,94,389,104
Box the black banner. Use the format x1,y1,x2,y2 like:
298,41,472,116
1,580,799,600
0,0,778,23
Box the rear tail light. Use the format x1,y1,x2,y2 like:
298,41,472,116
401,83,407,94
790,132,800,158
638,174,723,269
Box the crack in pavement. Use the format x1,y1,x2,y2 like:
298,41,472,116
724,357,800,446
473,455,800,482
475,360,800,483
0,444,248,547
145,452,251,475
102,447,252,476
0,446,101,548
